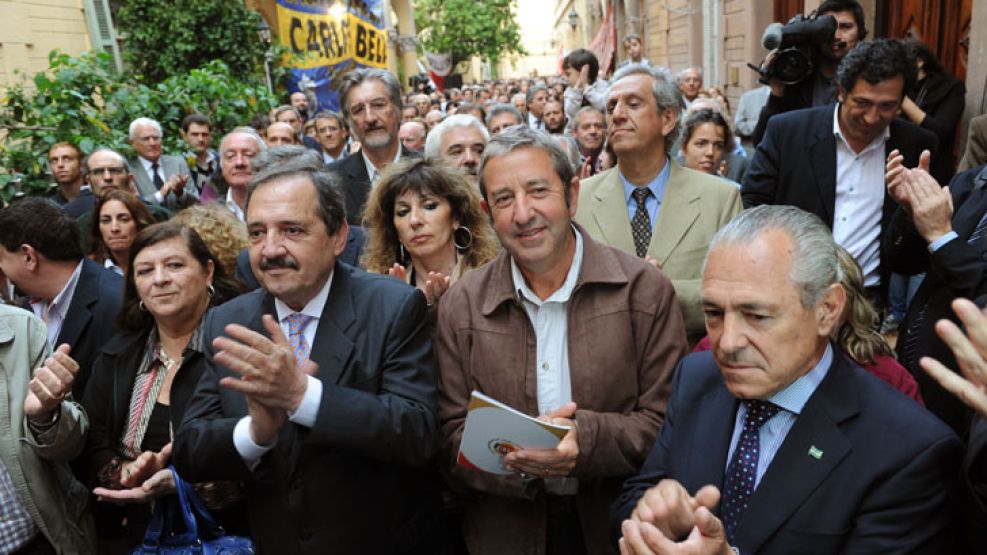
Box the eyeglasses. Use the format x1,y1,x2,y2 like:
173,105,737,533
89,166,127,176
134,135,161,144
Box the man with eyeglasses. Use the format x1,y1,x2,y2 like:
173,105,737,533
328,68,419,225
63,148,172,251
127,117,198,209
743,39,938,314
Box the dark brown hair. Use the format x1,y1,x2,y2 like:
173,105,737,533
89,189,154,266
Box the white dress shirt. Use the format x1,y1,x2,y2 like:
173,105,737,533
29,261,83,349
361,145,402,187
139,156,170,204
832,105,889,287
225,188,245,222
233,274,333,466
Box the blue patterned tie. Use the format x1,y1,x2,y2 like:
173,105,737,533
285,313,314,369
720,400,781,542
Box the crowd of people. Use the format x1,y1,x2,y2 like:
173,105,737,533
4,0,987,553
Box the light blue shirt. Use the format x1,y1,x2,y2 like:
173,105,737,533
725,343,833,490
620,158,671,225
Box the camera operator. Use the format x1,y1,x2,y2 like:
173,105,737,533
751,0,866,145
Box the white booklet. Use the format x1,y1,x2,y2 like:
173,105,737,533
457,390,572,475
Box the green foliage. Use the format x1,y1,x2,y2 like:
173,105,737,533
116,0,268,85
413,0,526,68
0,50,277,201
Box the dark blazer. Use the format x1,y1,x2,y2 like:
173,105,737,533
56,258,123,399
884,165,987,434
742,103,938,290
612,350,964,554
327,149,420,225
173,262,445,554
233,226,366,290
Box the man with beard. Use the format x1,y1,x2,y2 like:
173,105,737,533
542,99,567,135
328,68,419,225
290,91,311,120
424,114,488,187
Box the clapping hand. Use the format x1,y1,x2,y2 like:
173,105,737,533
95,443,175,503
24,343,78,424
921,298,987,418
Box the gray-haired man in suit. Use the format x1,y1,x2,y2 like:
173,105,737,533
128,117,198,209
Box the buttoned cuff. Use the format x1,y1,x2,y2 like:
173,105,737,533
287,375,322,428
233,416,275,470
928,231,958,253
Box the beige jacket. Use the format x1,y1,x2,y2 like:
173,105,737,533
575,161,742,341
0,305,95,554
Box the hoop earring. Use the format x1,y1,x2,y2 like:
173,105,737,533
454,226,474,251
207,284,215,298
139,300,147,312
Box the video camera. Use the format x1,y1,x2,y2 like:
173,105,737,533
409,73,434,94
753,14,838,85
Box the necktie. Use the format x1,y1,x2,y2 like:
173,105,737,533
285,313,315,369
720,400,781,542
630,188,652,258
151,163,164,190
904,210,987,369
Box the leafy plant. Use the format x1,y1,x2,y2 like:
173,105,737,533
115,0,268,86
0,51,277,201
413,0,526,70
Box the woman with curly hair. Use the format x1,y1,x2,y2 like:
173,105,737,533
171,203,248,278
362,158,500,305
89,189,154,276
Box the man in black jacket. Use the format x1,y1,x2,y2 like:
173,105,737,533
743,39,938,310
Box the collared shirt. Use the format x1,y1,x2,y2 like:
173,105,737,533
30,260,83,349
726,343,833,490
361,145,403,186
323,149,344,165
510,226,584,416
511,226,583,495
528,112,543,130
832,104,889,287
225,188,245,222
620,157,672,225
103,258,123,277
233,274,333,467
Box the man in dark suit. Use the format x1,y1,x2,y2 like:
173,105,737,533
0,198,122,399
885,159,987,434
328,68,417,225
612,205,963,555
173,147,444,554
743,39,938,308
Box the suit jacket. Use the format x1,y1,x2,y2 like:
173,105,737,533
884,165,987,434
959,114,987,173
435,226,688,555
233,226,366,290
576,161,742,340
327,148,420,225
173,262,445,554
0,306,95,554
130,154,197,210
612,350,965,554
743,103,939,291
56,258,123,399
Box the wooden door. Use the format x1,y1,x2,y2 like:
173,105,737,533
774,0,805,24
880,0,971,82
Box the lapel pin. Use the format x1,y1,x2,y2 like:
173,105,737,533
808,446,824,459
